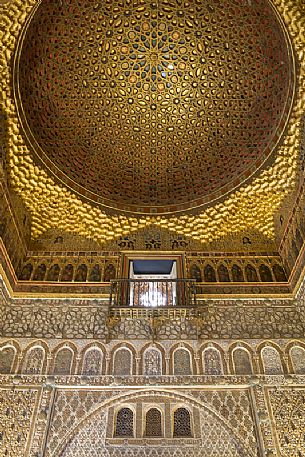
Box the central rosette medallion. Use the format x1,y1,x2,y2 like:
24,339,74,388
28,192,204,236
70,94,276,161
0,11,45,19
15,0,295,214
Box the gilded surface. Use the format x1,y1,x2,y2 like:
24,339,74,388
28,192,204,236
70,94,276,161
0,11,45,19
0,0,304,243
0,276,305,339
0,388,38,457
15,0,294,213
268,388,305,455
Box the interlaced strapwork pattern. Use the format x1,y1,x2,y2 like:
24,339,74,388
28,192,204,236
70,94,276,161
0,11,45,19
203,348,223,375
82,349,103,376
23,346,44,374
16,0,293,212
56,391,257,457
144,348,162,375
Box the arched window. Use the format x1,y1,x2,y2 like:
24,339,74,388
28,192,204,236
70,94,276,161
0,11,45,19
273,264,287,282
245,264,258,282
75,264,88,282
82,348,103,375
190,264,202,282
20,263,33,280
173,348,192,375
173,408,192,438
104,263,116,282
113,348,132,376
143,348,162,376
114,408,134,437
145,408,162,437
203,348,223,375
23,347,45,374
89,264,101,282
290,346,305,374
218,264,230,282
53,348,73,375
47,264,60,281
0,347,15,374
61,264,74,282
233,348,253,375
259,264,273,282
33,264,47,281
232,264,244,282
261,346,283,375
204,264,216,282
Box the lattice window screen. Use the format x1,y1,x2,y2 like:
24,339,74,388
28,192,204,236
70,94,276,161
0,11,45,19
173,407,192,437
114,408,134,437
144,408,162,437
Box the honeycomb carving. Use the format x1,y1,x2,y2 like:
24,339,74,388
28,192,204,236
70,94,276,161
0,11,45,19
15,0,294,214
0,0,303,245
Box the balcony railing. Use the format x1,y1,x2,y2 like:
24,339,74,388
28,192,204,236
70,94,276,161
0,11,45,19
110,279,196,308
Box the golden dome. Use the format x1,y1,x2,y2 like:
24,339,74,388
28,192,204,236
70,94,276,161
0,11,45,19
14,0,295,215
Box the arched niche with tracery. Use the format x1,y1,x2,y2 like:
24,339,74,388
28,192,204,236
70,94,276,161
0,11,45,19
23,346,45,374
259,264,273,282
33,263,47,281
74,264,88,282
0,345,16,374
61,264,74,282
232,348,253,375
47,264,60,281
113,348,133,376
143,347,162,376
202,347,223,375
20,263,33,280
173,348,192,375
218,264,230,282
290,346,305,374
53,347,74,375
89,264,101,282
189,263,202,282
261,346,284,375
204,264,216,282
82,348,103,376
245,264,258,282
232,264,244,282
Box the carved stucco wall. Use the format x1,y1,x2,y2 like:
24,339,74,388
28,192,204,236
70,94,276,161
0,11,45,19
0,276,305,456
1,382,305,457
1,276,305,340
0,388,39,457
55,390,257,457
30,389,259,457
268,388,305,455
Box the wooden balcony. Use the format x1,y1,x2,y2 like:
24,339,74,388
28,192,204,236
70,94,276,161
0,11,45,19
110,279,196,309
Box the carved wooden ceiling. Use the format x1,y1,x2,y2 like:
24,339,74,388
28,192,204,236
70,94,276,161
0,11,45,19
15,0,294,214
0,0,304,245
